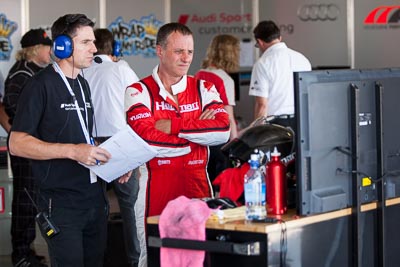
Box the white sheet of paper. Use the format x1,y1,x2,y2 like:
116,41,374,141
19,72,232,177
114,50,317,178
84,125,158,182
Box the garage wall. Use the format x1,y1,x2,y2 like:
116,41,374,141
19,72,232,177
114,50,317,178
1,0,400,135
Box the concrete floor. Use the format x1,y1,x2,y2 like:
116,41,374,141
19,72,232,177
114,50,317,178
0,225,49,267
0,255,13,267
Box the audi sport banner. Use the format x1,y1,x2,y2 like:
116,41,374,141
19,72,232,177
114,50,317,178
260,0,349,69
171,0,253,75
259,0,400,69
171,0,351,70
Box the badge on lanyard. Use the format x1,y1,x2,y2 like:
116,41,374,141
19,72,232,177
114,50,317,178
53,62,97,184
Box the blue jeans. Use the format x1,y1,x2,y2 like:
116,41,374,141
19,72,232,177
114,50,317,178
42,205,108,267
113,168,140,266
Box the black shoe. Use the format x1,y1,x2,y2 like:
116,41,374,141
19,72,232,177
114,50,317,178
14,256,48,267
28,250,46,263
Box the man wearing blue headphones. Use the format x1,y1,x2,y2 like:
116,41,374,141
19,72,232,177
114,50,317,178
8,14,128,267
85,28,141,267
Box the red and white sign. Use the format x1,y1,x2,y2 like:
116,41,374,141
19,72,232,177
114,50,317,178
364,6,400,24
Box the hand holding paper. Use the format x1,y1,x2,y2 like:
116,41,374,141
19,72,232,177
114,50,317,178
83,125,158,182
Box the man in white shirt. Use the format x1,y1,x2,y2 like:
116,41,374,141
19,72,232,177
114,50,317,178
249,20,311,130
84,28,140,267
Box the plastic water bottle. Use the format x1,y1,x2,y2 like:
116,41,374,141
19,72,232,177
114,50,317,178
267,147,287,215
244,151,266,220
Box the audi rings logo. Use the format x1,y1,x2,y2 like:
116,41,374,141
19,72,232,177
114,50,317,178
297,4,340,21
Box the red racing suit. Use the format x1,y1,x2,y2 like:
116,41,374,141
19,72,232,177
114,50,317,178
125,69,230,216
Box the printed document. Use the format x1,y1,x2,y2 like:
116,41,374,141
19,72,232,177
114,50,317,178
85,125,158,182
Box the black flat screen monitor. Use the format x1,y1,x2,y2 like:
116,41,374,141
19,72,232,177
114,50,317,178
294,69,381,216
374,72,400,199
228,69,252,102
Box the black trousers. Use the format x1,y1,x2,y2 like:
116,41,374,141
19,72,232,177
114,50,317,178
10,154,37,264
207,144,230,189
43,206,108,267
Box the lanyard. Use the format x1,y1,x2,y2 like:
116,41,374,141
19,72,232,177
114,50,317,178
53,62,91,144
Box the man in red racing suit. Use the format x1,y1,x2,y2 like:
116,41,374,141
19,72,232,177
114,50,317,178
124,23,230,267
125,68,230,216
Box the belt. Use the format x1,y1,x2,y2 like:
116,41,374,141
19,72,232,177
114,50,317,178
267,114,295,120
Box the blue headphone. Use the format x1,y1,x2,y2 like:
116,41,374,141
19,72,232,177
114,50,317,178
113,40,122,57
53,34,73,59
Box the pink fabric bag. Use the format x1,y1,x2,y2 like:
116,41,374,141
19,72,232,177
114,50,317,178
158,196,212,267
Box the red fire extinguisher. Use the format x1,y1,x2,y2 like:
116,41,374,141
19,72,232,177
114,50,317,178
267,147,287,215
